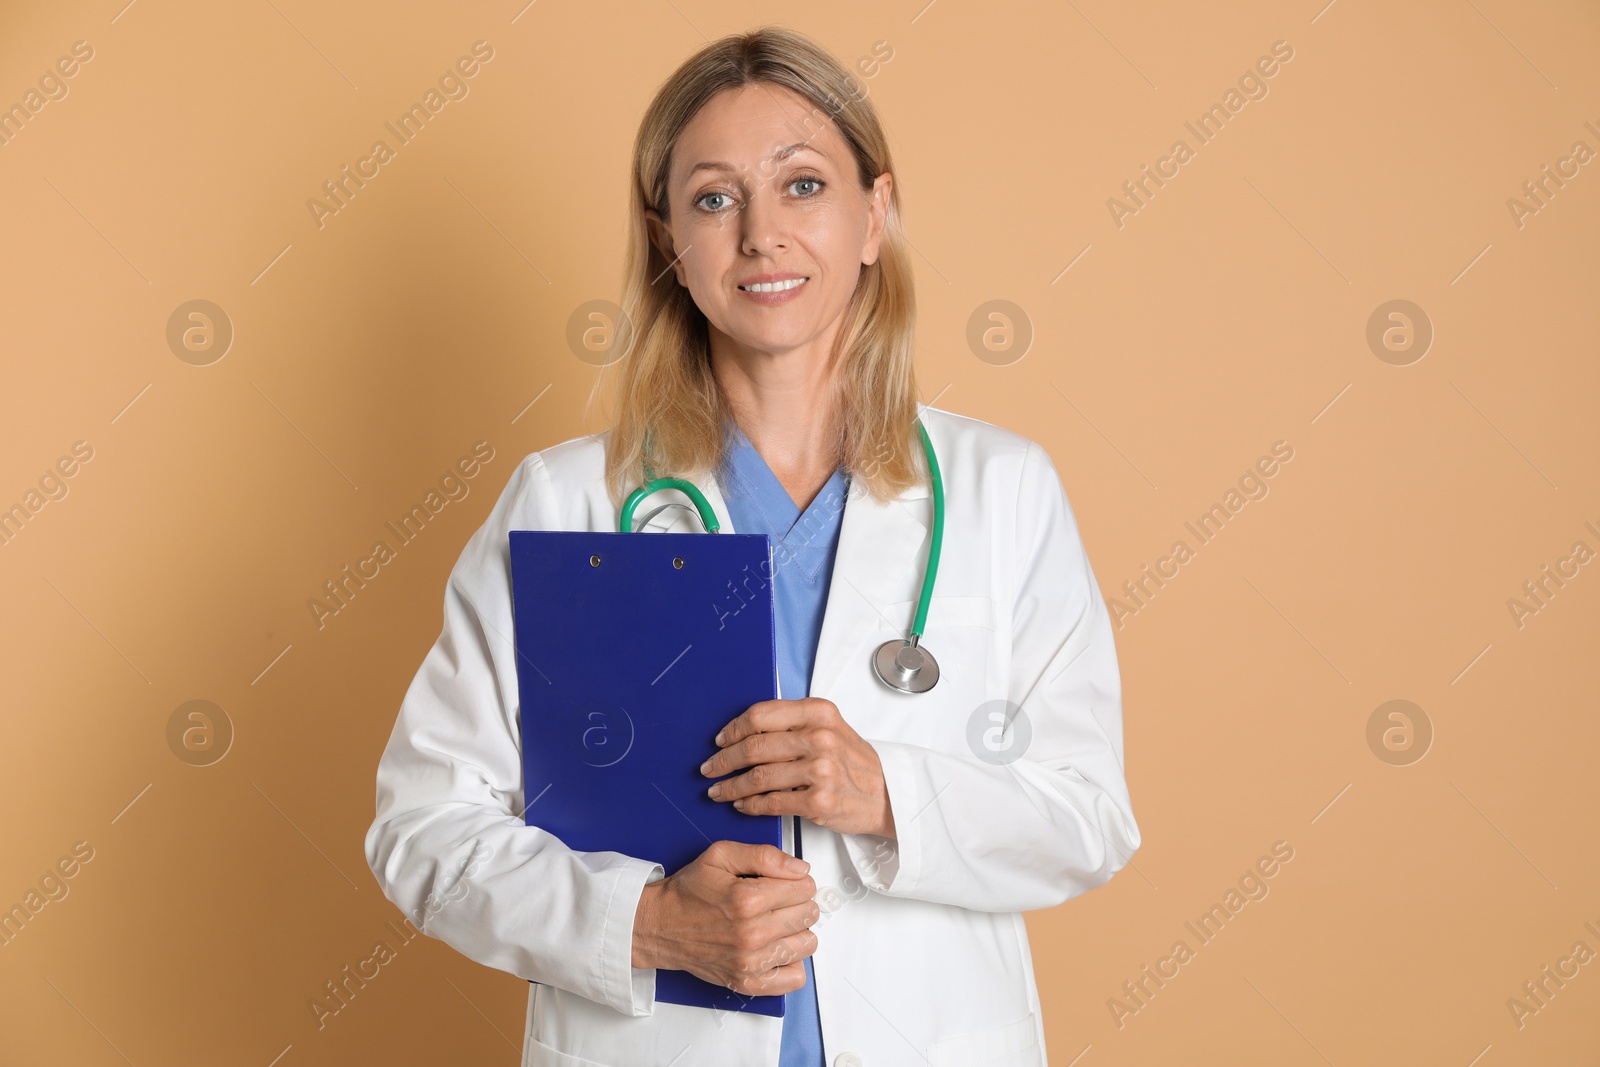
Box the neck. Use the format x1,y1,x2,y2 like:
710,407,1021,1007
711,344,841,475
709,334,843,510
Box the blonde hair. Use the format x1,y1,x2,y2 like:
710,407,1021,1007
597,25,924,509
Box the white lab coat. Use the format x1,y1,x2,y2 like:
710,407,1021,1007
364,405,1141,1067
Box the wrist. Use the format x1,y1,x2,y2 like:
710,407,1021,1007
631,878,666,970
870,747,897,841
880,795,897,842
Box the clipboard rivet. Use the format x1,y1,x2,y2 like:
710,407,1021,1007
590,554,602,567
673,557,685,569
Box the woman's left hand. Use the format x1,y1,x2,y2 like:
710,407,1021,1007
701,698,897,841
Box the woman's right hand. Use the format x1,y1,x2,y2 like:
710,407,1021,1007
631,841,819,996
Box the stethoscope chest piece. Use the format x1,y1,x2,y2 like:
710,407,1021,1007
872,635,940,694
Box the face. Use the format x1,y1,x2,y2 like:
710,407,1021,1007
645,83,892,363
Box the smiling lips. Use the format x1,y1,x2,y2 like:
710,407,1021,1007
739,276,807,292
736,274,809,305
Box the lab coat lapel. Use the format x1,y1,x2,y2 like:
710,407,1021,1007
808,478,930,700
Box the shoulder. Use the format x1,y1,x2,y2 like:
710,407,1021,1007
919,405,1055,496
921,405,1033,458
470,429,613,535
919,407,1086,567
499,428,613,494
522,429,611,487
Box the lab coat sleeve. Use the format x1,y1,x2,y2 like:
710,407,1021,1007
363,453,667,1017
840,440,1141,912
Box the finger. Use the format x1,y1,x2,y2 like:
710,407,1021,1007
744,871,819,913
710,757,817,802
702,730,811,779
724,881,817,962
714,698,821,749
705,841,809,879
722,871,816,920
729,782,825,820
747,926,819,974
732,957,807,998
766,896,822,937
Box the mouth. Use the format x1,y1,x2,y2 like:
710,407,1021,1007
737,276,809,293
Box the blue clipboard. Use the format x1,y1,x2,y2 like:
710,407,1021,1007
508,529,787,1017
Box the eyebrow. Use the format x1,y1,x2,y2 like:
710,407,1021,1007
686,141,823,178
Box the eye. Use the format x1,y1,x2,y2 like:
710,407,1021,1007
694,190,734,213
789,174,825,197
692,173,825,214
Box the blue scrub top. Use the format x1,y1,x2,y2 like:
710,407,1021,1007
715,416,848,1067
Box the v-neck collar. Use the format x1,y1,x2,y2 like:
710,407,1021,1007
718,418,847,547
619,408,936,704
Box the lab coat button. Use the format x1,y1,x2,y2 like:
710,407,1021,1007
833,1054,863,1067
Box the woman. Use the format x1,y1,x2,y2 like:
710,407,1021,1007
365,26,1140,1067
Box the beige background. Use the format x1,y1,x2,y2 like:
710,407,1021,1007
2,0,1597,1063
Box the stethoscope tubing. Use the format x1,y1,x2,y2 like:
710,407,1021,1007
618,417,944,649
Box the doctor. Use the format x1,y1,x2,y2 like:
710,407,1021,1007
365,25,1140,1067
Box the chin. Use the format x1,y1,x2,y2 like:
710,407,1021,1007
738,329,818,354
719,315,813,345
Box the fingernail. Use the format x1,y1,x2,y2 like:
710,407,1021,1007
714,730,725,746
699,759,712,775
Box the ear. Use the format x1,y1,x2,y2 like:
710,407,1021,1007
860,172,893,268
644,209,683,284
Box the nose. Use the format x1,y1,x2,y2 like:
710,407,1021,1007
740,182,788,256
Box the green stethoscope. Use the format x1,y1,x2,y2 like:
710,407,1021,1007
619,419,945,694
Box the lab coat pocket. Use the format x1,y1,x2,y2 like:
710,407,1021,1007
926,1009,1040,1066
522,1032,619,1067
876,594,997,739
878,593,996,631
